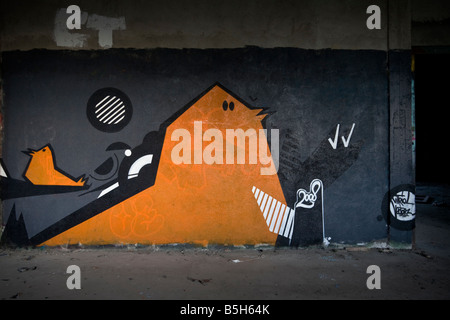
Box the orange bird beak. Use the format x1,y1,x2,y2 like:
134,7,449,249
22,148,36,156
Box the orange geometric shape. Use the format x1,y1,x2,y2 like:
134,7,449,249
41,84,286,246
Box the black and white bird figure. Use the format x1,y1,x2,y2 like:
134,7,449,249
87,130,165,199
90,142,132,182
116,130,165,197
81,142,132,197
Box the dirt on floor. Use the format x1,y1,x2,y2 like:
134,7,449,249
0,182,449,300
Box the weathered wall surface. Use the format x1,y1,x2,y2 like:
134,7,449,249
1,0,393,51
411,0,450,47
0,0,415,247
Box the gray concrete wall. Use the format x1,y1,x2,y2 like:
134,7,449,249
1,0,396,51
0,0,420,247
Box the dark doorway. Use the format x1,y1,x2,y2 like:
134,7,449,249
414,53,450,183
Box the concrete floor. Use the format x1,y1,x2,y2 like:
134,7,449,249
0,182,449,301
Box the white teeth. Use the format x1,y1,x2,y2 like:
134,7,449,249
251,186,294,240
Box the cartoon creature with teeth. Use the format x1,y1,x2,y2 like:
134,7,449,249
41,83,286,246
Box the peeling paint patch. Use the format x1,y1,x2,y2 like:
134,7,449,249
54,8,89,48
53,7,126,49
86,14,126,49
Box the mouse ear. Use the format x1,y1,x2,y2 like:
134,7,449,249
106,142,131,151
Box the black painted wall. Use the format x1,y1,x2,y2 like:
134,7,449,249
415,54,450,183
0,47,413,246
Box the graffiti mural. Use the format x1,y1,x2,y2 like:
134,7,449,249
1,83,284,246
1,48,397,247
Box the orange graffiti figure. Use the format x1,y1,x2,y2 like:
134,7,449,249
23,144,86,186
42,84,286,247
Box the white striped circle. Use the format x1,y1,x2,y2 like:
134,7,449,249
87,88,133,133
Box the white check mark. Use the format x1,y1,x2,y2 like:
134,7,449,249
341,123,355,147
328,124,340,149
